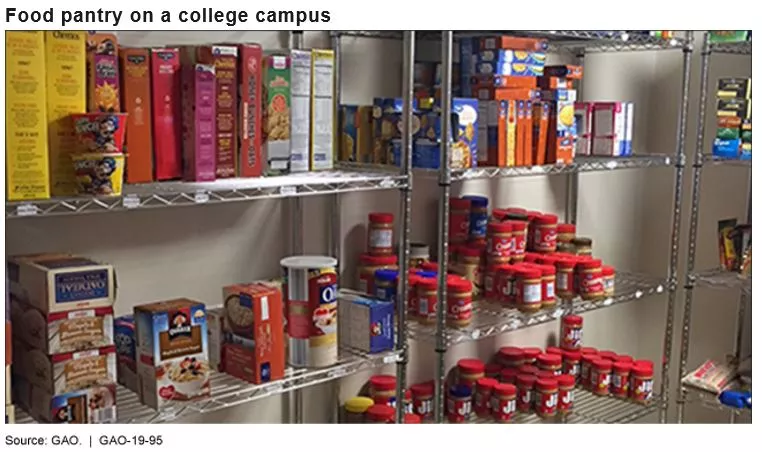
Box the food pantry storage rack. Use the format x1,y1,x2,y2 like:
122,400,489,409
676,35,752,423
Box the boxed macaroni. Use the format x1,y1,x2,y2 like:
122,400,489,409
340,105,373,163
45,31,87,197
263,53,291,175
543,65,583,80
574,102,594,156
289,50,312,172
181,64,217,182
237,44,264,177
475,61,544,77
114,315,139,394
135,299,210,409
151,48,183,180
6,31,50,201
338,292,394,354
477,50,546,67
591,101,634,157
86,33,120,112
14,376,116,423
310,49,335,170
120,47,154,183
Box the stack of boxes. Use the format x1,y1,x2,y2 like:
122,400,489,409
713,77,752,160
7,254,117,423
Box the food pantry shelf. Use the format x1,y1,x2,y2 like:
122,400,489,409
12,348,401,424
683,386,752,419
703,154,752,167
408,272,665,346
5,169,407,219
709,41,752,56
692,269,751,292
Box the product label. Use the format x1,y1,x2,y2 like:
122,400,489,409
558,388,573,412
157,307,204,361
446,397,472,423
592,370,610,394
59,316,106,350
537,391,558,417
545,281,555,300
307,268,338,349
54,270,110,305
496,273,514,303
534,228,557,251
492,396,516,421
517,386,533,412
369,229,393,250
563,361,580,379
557,273,570,292
514,233,527,254
469,213,489,238
447,297,472,322
581,362,592,387
474,391,490,415
414,397,433,419
612,373,628,394
580,272,604,296
562,324,582,350
488,235,513,257
631,376,653,401
375,285,396,303
522,282,542,304
449,213,469,242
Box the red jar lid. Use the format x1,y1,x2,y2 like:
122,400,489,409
562,350,582,361
404,413,421,424
369,374,397,391
536,370,556,381
518,364,538,375
494,383,517,396
632,364,654,377
505,207,527,215
510,221,527,232
581,354,598,364
524,253,539,263
498,346,525,361
516,374,537,386
578,258,603,269
491,208,508,221
534,213,559,225
546,347,563,356
517,268,542,279
476,377,499,390
447,276,472,293
500,367,520,382
616,355,634,363
369,212,394,224
459,246,483,257
539,265,556,276
366,404,396,422
488,221,513,233
417,277,438,290
527,211,542,220
557,223,576,233
537,353,562,367
601,265,616,276
421,261,440,272
557,374,576,387
449,197,471,209
523,347,542,360
408,274,421,287
496,265,516,277
593,359,613,371
458,358,486,374
536,256,558,267
361,253,399,265
598,351,618,361
580,347,598,355
536,378,559,390
563,315,583,326
556,258,576,270
613,361,633,373
634,359,654,370
485,363,502,376
410,381,434,397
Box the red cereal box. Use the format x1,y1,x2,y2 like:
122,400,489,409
237,44,264,177
181,64,217,182
151,48,183,180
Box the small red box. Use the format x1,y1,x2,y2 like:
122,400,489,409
151,48,183,180
237,44,264,177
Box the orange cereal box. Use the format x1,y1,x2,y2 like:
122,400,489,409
120,47,154,183
86,33,120,113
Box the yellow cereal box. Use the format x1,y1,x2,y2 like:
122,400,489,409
6,31,50,201
45,31,87,197
310,49,335,170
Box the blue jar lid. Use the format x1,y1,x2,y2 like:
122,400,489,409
449,384,472,398
416,270,437,278
375,269,399,282
462,195,489,207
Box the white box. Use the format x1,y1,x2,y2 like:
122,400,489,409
591,101,634,156
310,49,335,170
206,308,224,372
289,50,312,172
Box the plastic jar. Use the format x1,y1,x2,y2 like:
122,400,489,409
369,375,397,401
526,211,541,250
557,223,576,243
537,353,563,376
498,346,525,368
500,367,520,384
511,221,528,261
535,378,559,418
410,381,434,420
577,259,604,301
374,269,398,303
536,370,556,381
524,253,539,263
358,254,398,295
611,361,632,399
533,214,558,253
458,245,483,290
495,265,516,306
590,359,613,396
580,354,598,389
483,264,498,302
407,273,421,320
519,364,539,377
487,221,514,260
491,208,508,222
485,363,502,380
516,268,542,312
449,197,471,245
421,261,440,273
447,384,473,423
598,350,618,362
409,243,430,269
572,237,593,256
380,389,413,414
366,404,396,423
516,374,537,413
523,347,542,365
555,258,576,299
546,346,563,357
457,358,486,390
616,355,634,364
561,315,583,351
447,276,473,328
368,212,395,255
463,195,489,242
343,397,375,423
416,277,438,324
562,350,582,381
492,383,517,423
539,265,557,308
630,362,654,404
602,265,616,297
557,242,576,254
580,347,598,356
557,374,575,415
474,377,498,417
403,413,421,424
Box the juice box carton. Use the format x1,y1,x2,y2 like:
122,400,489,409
181,64,217,182
340,105,373,163
591,101,634,156
717,78,751,99
119,47,154,184
479,36,549,52
45,31,86,197
150,48,183,180
532,102,551,165
262,53,292,175
206,308,224,372
85,33,120,112
14,376,116,423
542,89,577,164
311,49,336,170
472,74,537,89
476,60,544,77
114,315,139,394
135,298,210,409
717,98,751,119
237,44,264,177
6,31,50,201
196,45,238,178
574,102,594,156
338,292,394,354
543,65,583,80
477,50,547,67
7,254,115,314
289,50,312,172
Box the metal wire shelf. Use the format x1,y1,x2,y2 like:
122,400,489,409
683,386,752,419
5,168,407,219
692,269,751,293
12,348,401,424
703,154,752,167
408,272,666,346
709,41,752,55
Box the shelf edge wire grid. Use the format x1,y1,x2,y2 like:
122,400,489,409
5,168,407,218
692,268,751,293
709,41,752,56
408,272,666,346
13,348,401,424
703,154,752,168
469,390,661,424
683,386,752,420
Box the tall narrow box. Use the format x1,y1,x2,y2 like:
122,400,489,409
340,105,373,163
181,64,217,182
263,53,292,175
85,33,120,112
237,44,264,177
45,31,86,197
591,102,634,156
498,100,518,167
6,31,50,201
311,49,335,170
532,102,550,165
150,48,182,180
574,102,593,156
290,50,312,172
120,47,154,183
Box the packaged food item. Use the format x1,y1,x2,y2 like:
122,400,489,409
535,377,558,418
717,98,751,119
479,36,548,52
151,48,183,180
477,50,547,67
590,359,613,396
542,89,577,164
459,37,477,97
630,362,654,404
71,112,127,154
498,346,525,368
447,384,473,423
366,404,395,423
86,33,120,112
476,60,544,77
311,49,335,170
537,76,573,90
368,212,395,255
717,77,751,99
561,315,583,351
237,44,264,177
337,292,394,354
450,98,479,168
71,152,125,196
206,308,224,372
263,53,291,174
357,254,398,295
6,31,50,201
531,101,550,165
14,377,116,423
374,269,397,302
340,105,373,163
181,64,217,182
591,102,634,156
472,74,538,89
287,50,312,172
574,102,593,156
410,381,434,420
682,359,736,394
516,374,536,413
557,374,575,414
135,299,210,409
119,47,154,183
708,31,750,43
343,396,374,423
543,65,583,80
114,315,139,394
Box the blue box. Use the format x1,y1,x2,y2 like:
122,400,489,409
114,315,139,393
713,138,741,159
338,293,394,354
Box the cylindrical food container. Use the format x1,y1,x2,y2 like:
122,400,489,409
457,245,483,290
463,195,489,242
539,264,557,309
537,353,563,376
630,362,654,404
526,211,542,251
516,268,542,312
557,374,575,415
577,258,604,301
602,265,616,297
535,378,559,418
511,221,528,261
598,350,618,362
498,346,525,368
491,208,508,222
572,237,593,256
457,358,486,390
533,214,558,253
536,370,556,381
403,413,421,424
561,315,583,351
516,374,537,413
555,258,576,299
580,347,598,356
485,363,501,380
557,223,576,243
580,354,598,389
366,404,396,424
495,265,516,306
410,381,434,420
368,212,395,255
616,355,634,364
449,197,471,245
409,242,430,269
492,383,517,423
344,397,374,423
474,377,498,417
500,367,520,384
407,273,421,319
281,256,338,368
72,153,125,196
546,346,563,357
562,350,582,382
374,269,398,303
590,359,613,396
523,347,542,365
557,242,577,254
416,277,438,324
420,261,440,273
447,384,473,423
611,361,632,398
369,374,397,402
483,264,499,303
524,252,539,263
518,364,539,376
447,276,473,328
71,112,128,153
358,253,398,295
487,221,514,260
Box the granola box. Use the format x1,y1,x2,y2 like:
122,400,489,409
119,47,154,183
310,49,335,170
14,376,116,424
289,50,312,172
151,48,183,181
263,53,291,175
86,33,120,112
237,44,264,177
135,299,209,409
114,315,139,394
181,64,217,182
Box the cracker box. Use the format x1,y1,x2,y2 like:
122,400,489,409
449,98,479,168
181,64,217,182
45,31,87,197
338,293,394,354
237,44,264,177
10,298,114,355
151,48,183,180
574,102,594,156
7,254,115,314
206,308,224,372
591,101,634,156
477,50,547,67
86,33,120,112
6,31,50,201
538,77,574,90
479,36,549,52
480,99,517,167
5,404,13,424
532,102,550,165
475,61,544,77
114,315,139,394
289,50,312,172
542,89,578,164
196,46,238,178
263,53,292,175
135,299,210,409
119,47,154,184
717,78,751,99
311,49,336,170
543,65,583,80
340,105,373,163
14,376,116,424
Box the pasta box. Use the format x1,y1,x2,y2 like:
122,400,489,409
14,376,116,424
338,292,394,354
475,61,544,77
114,315,139,394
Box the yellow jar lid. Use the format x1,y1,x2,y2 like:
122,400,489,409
345,397,375,413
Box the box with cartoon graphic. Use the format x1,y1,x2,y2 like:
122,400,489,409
475,61,544,77
476,50,546,67
541,89,577,164
340,105,373,163
14,376,116,424
86,33,120,113
114,315,139,394
338,292,394,354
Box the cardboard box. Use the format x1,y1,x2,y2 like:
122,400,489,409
543,89,577,164
14,377,116,423
263,53,292,175
451,98,479,168
340,105,373,163
479,36,548,52
543,65,583,80
591,101,633,156
135,299,209,409
311,49,336,170
151,48,183,180
471,74,537,89
712,138,741,158
538,77,573,90
717,77,751,99
237,44,264,177
475,60,544,77
459,37,478,97
717,98,751,119
206,308,224,372
477,50,546,66
114,315,139,395
45,31,87,197
515,100,527,166
120,47,154,184
289,50,312,172
338,293,394,354
86,33,120,112
10,299,114,355
521,100,533,166
574,102,593,156
196,46,238,178
532,102,550,165
7,254,115,314
181,64,217,182
6,31,50,201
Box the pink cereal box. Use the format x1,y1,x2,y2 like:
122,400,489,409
182,64,217,182
151,48,183,181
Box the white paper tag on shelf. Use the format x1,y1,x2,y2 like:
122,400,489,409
194,191,210,204
470,330,480,340
603,298,614,306
531,165,544,174
327,369,345,379
380,177,395,188
383,354,398,364
635,290,644,299
122,195,140,209
657,285,664,293
606,161,618,170
508,319,521,330
552,308,564,319
265,382,284,394
15,203,38,217
279,186,297,196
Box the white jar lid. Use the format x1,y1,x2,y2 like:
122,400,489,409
280,255,338,269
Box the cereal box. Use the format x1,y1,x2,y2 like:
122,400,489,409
479,36,548,52
451,98,479,168
6,31,50,201
263,53,291,175
311,49,336,170
543,65,583,80
476,61,544,77
520,100,533,166
10,298,114,355
135,299,209,409
372,97,422,164
151,48,183,180
196,46,238,178
542,89,577,164
338,292,394,354
206,308,224,372
114,315,139,394
591,101,633,156
237,44,264,177
45,31,86,197
7,254,115,314
14,377,116,424
477,50,547,67
538,77,574,90
119,47,154,184
532,102,551,165
289,50,312,172
516,100,527,166
340,105,373,163
181,64,217,182
86,33,120,112
574,102,593,156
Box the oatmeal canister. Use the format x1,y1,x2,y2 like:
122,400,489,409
410,381,434,420
358,254,398,295
516,374,536,413
474,377,498,417
447,276,473,328
281,256,338,368
630,362,654,404
492,383,517,423
590,359,613,396
366,404,396,423
557,374,575,414
447,384,473,423
368,212,394,256
535,378,559,418
611,361,632,398
561,315,583,351
457,358,486,390
344,396,374,423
